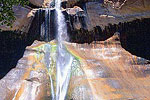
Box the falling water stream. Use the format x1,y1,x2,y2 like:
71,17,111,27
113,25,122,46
10,0,77,99
55,0,74,99
33,0,74,99
45,0,74,99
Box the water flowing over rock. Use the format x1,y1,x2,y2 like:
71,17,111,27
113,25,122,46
55,0,74,99
1,33,150,99
1,0,150,32
1,0,150,100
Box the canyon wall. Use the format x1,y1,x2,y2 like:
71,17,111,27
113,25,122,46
0,0,150,100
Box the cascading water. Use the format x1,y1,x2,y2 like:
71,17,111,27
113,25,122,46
37,0,74,99
38,8,51,41
55,0,74,100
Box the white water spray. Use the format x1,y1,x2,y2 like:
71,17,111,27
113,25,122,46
55,0,73,100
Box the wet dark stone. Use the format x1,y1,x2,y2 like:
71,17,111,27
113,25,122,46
28,9,57,42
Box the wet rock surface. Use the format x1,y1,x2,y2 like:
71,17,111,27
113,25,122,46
66,33,150,99
0,33,150,99
0,41,52,100
1,0,150,99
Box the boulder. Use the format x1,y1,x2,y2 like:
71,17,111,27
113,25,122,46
0,6,36,33
29,0,53,7
66,6,83,15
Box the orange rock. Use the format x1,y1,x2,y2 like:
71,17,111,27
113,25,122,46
66,33,150,99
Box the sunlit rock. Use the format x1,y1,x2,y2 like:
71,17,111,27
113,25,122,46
0,40,82,100
85,1,150,30
63,33,150,100
0,41,52,100
29,0,53,7
0,6,36,33
1,0,150,99
1,32,150,99
104,0,150,10
66,6,84,30
63,0,150,30
104,0,150,15
65,33,150,99
62,0,100,7
66,6,83,15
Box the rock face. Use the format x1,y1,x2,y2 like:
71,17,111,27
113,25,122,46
0,41,51,100
104,0,150,10
84,1,150,30
1,0,150,100
104,0,150,17
66,33,150,99
1,0,150,32
1,34,150,99
0,6,36,33
29,0,52,7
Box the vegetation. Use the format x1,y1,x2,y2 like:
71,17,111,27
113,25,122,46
0,0,29,26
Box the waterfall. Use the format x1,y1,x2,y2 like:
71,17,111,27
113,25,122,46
38,8,51,41
55,0,73,100
37,0,73,99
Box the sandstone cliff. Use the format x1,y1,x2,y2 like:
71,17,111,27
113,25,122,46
0,0,150,100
